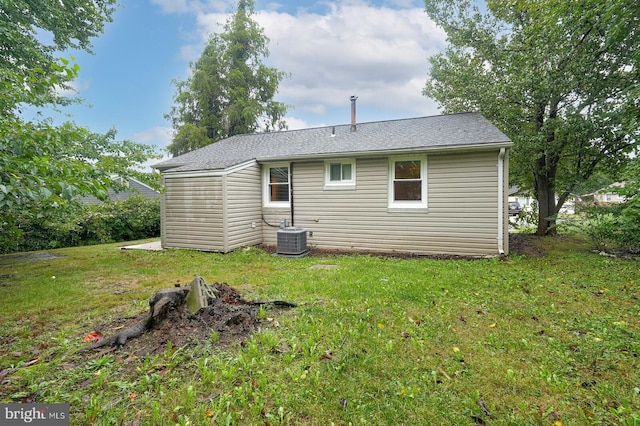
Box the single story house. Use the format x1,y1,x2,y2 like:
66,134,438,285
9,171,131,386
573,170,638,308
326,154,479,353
80,176,160,204
152,112,512,256
508,186,535,212
581,182,627,205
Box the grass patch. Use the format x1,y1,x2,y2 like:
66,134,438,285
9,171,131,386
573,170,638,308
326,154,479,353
0,237,639,425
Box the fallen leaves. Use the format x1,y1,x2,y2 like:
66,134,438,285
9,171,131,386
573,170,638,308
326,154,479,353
58,363,77,370
476,399,492,417
319,352,334,361
83,331,103,343
437,367,451,380
0,368,17,383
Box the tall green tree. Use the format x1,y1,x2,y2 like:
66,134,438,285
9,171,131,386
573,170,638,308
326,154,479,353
0,0,158,250
1,0,117,110
166,0,289,156
423,0,639,235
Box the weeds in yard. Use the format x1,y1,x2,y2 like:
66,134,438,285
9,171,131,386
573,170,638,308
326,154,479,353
0,238,638,424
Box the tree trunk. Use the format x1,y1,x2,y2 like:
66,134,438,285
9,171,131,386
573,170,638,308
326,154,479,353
535,173,558,236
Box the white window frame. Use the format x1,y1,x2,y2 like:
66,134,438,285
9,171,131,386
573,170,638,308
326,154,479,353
324,159,356,190
388,156,428,210
263,164,290,208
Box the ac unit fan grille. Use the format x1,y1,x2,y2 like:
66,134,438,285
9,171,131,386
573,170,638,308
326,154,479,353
276,227,308,255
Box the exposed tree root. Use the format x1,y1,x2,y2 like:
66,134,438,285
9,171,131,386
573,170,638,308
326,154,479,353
80,278,297,354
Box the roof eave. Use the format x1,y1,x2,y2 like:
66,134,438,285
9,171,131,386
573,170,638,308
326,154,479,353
161,159,258,178
152,162,189,172
256,141,513,163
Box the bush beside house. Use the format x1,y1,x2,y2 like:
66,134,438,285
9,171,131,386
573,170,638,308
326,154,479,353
3,196,160,254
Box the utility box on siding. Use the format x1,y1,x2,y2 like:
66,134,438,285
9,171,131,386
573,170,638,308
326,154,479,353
276,227,308,256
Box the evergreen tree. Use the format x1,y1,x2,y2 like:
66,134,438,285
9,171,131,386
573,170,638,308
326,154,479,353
166,0,289,157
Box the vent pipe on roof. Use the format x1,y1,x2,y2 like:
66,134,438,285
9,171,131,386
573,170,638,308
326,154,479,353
350,95,358,132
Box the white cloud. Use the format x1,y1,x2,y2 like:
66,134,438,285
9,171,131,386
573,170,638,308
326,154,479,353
282,116,316,130
132,126,175,149
132,126,175,171
259,4,445,123
177,44,202,62
151,0,234,15
163,1,447,127
54,78,91,97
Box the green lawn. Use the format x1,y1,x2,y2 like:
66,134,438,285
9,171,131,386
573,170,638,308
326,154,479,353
0,237,639,425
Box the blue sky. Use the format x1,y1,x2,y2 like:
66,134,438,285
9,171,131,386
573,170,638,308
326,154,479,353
39,0,447,163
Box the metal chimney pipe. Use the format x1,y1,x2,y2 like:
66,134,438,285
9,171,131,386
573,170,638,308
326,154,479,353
350,95,358,132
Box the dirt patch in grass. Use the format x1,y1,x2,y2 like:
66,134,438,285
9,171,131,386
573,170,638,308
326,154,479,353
260,245,497,260
0,251,65,265
80,283,286,359
509,233,546,257
261,233,545,260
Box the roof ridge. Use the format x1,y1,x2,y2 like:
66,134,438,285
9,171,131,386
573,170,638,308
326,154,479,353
225,111,481,137
153,113,510,173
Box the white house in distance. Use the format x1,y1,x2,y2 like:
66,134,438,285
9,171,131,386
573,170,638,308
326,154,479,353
585,182,627,204
152,112,512,256
508,186,535,212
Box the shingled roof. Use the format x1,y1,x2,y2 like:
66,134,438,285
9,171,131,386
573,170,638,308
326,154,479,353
153,112,511,173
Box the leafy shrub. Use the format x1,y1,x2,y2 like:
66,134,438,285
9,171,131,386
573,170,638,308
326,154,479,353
577,208,618,252
578,200,640,254
510,199,538,232
10,202,86,253
4,196,160,254
82,196,160,245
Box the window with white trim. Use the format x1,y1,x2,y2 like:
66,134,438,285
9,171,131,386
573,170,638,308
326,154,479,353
324,159,356,189
263,165,290,207
389,157,427,209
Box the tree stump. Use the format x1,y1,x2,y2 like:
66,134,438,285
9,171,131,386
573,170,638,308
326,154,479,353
81,286,189,351
80,277,297,353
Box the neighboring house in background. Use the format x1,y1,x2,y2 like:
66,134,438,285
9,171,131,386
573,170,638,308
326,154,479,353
582,182,626,205
508,186,578,215
508,186,535,212
152,112,513,256
80,176,160,204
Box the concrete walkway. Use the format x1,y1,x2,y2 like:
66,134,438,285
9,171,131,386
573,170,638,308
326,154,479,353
120,241,163,251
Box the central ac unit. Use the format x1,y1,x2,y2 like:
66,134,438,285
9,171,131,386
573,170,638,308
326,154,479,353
276,227,308,256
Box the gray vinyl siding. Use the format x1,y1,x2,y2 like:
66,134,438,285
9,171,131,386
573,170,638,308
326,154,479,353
162,149,506,255
225,163,263,250
266,150,503,256
161,175,224,251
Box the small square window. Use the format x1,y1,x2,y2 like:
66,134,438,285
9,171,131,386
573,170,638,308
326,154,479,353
324,160,356,189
